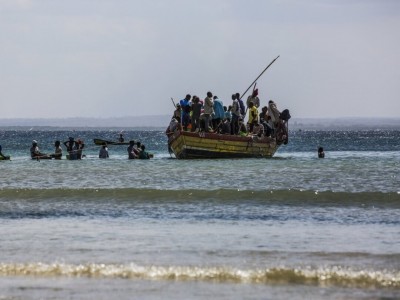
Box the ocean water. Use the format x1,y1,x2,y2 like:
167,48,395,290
0,129,399,299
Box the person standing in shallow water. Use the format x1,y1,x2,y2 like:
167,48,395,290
139,145,150,159
52,141,63,159
318,147,325,158
99,143,109,159
64,137,77,160
127,140,138,159
0,145,10,160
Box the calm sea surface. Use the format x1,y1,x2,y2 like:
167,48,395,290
0,129,399,299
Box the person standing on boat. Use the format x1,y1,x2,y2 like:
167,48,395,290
236,93,246,117
220,118,231,135
247,101,259,132
246,89,260,108
267,100,281,127
252,121,264,137
268,100,289,144
212,95,224,130
203,91,214,133
166,117,181,136
179,94,192,131
259,106,273,137
190,96,202,132
173,104,182,123
259,106,268,123
231,94,241,135
118,133,124,143
238,118,247,136
224,106,232,121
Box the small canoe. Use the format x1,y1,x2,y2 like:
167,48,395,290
31,155,53,160
94,138,129,146
0,155,11,161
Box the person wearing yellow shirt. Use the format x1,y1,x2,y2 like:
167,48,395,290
247,101,259,132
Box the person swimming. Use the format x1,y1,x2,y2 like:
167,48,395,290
318,147,325,158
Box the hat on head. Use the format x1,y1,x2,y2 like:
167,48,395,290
32,140,37,144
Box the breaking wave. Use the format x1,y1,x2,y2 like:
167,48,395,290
0,262,399,289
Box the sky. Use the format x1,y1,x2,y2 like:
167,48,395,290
1,0,399,119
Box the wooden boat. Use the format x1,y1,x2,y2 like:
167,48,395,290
31,155,53,160
167,130,287,159
93,138,129,146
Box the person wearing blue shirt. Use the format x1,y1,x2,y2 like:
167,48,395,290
212,96,225,129
224,105,232,121
179,94,192,131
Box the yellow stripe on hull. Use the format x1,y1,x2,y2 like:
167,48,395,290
168,131,279,159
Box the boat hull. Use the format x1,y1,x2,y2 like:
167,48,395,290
168,131,279,159
94,139,129,146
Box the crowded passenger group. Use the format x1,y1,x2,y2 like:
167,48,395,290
26,135,150,160
167,89,290,142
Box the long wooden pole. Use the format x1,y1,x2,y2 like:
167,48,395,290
240,55,280,100
171,97,177,107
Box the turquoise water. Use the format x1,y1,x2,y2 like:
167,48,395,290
0,129,399,299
